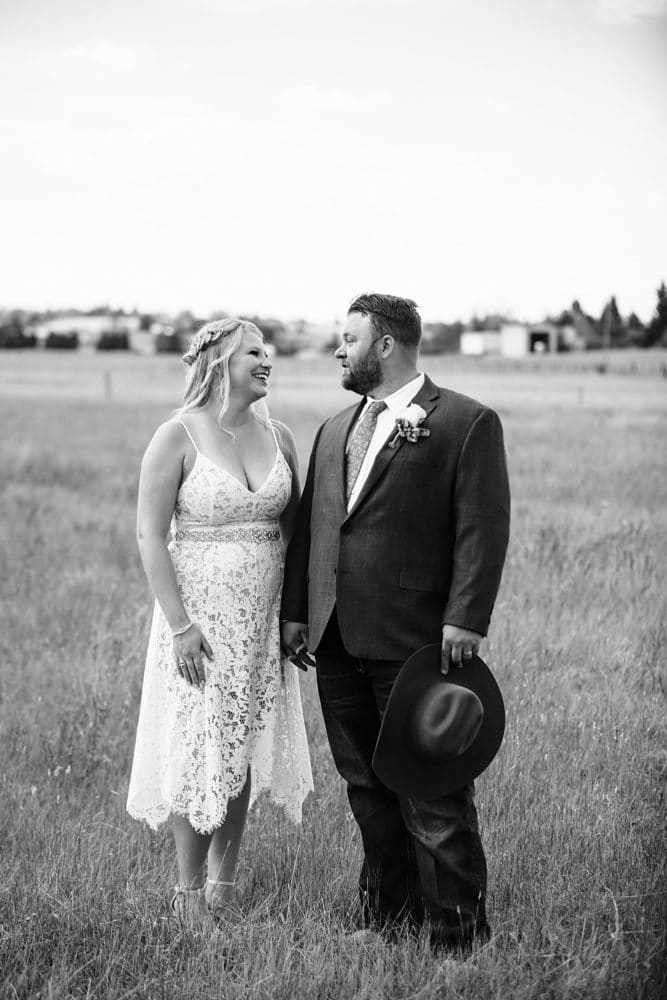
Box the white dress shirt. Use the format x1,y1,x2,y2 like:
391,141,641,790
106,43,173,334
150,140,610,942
346,373,425,511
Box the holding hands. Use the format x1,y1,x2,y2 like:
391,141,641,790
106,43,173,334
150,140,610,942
281,622,316,671
282,621,482,676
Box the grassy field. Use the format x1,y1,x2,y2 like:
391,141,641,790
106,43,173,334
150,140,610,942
1,350,665,999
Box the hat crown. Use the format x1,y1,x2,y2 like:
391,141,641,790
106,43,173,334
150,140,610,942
405,685,484,761
372,644,505,801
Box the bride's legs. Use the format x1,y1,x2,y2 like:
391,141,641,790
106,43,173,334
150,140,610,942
206,769,252,906
171,815,214,925
172,814,213,888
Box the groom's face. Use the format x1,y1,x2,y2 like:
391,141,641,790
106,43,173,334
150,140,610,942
335,312,383,395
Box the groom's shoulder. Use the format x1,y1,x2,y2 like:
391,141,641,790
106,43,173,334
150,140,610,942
426,378,490,420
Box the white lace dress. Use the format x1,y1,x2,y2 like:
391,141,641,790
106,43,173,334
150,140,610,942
126,421,313,834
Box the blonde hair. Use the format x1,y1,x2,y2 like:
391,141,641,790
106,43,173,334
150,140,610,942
177,318,269,430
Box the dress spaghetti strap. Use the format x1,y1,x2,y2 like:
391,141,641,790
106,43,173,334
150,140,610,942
268,418,281,449
270,419,290,466
174,419,199,452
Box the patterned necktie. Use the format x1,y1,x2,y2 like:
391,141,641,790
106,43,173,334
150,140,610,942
345,400,387,502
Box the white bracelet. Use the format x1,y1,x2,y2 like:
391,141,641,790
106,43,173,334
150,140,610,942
171,621,193,637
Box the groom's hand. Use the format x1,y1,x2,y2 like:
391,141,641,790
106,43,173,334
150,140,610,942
281,621,315,671
441,624,482,675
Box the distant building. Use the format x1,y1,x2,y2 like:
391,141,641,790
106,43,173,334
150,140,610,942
461,323,583,357
510,323,582,354
29,313,142,347
460,331,502,356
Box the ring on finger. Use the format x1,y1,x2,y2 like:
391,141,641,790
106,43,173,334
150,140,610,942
462,648,473,659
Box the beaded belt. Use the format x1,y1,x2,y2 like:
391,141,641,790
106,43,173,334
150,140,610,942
173,524,281,543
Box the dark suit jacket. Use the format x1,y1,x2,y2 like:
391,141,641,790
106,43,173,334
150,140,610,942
281,375,511,661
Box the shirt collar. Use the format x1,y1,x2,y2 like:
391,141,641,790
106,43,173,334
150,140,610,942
365,373,425,418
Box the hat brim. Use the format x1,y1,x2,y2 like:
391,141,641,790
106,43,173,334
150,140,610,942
372,644,505,800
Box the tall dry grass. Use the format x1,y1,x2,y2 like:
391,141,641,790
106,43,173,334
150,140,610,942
0,353,665,999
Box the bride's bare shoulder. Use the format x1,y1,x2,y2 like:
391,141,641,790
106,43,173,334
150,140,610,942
144,419,195,460
270,419,297,454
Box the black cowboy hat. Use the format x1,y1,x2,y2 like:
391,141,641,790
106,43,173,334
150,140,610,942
372,644,505,800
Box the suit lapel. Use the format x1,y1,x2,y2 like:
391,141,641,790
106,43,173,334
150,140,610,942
344,376,440,519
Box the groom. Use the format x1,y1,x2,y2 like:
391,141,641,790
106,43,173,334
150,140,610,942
281,293,510,949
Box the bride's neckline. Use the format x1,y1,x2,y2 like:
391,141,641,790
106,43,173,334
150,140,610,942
175,417,282,494
193,446,280,495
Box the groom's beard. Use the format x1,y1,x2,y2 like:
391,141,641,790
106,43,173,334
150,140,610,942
342,345,382,396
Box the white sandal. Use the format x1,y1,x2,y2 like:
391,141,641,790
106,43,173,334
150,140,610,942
206,879,242,923
170,885,210,928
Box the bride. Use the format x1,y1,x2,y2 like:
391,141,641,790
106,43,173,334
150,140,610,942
126,318,313,926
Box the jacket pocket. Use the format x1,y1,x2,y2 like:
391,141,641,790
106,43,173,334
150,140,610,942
399,570,447,593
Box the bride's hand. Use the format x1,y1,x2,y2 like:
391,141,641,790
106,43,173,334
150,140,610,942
173,625,213,687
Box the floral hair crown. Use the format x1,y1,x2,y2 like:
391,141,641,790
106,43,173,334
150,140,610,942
182,321,242,367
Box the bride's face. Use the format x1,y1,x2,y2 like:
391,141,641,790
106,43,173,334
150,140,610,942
228,328,272,400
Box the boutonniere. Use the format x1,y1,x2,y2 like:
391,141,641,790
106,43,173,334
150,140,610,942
388,403,430,448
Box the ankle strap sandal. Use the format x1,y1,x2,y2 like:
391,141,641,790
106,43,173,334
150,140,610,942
205,879,242,923
170,885,209,926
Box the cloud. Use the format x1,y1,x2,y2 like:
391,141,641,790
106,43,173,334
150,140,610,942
275,85,391,113
31,38,156,74
594,0,667,24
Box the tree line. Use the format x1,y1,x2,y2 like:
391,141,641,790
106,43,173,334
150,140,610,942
1,285,666,353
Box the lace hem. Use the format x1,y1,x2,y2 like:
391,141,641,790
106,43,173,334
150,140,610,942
127,660,313,835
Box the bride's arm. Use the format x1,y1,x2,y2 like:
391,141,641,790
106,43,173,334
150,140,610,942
136,422,212,687
136,421,192,631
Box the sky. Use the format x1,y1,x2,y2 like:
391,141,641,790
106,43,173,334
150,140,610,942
0,0,665,323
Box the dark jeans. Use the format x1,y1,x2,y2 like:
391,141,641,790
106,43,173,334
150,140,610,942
316,612,489,948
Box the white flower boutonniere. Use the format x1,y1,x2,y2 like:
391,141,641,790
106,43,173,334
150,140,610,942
388,403,430,448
